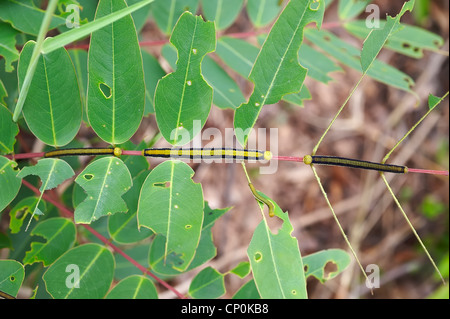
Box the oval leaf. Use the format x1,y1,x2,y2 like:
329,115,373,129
87,0,145,144
74,157,132,224
43,243,114,299
303,249,351,283
247,192,307,299
137,160,204,271
154,12,216,145
18,41,82,147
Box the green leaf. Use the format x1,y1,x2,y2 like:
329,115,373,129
87,0,145,145
248,192,307,299
161,43,245,110
345,20,444,59
108,171,153,244
154,12,215,145
230,261,251,278
232,279,260,299
0,0,66,36
43,243,115,299
23,217,76,266
0,104,18,154
68,49,88,124
0,260,25,298
74,157,132,224
305,28,415,93
361,0,415,73
151,0,199,34
42,0,155,54
0,21,20,72
149,202,229,275
216,36,258,78
298,43,342,83
137,160,204,272
202,0,244,30
106,275,158,299
9,197,46,234
18,41,82,147
17,158,75,193
0,157,21,214
302,249,351,283
189,266,225,299
234,0,325,146
338,0,372,20
246,0,284,28
428,93,442,110
142,49,166,115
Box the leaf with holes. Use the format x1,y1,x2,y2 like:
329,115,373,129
74,157,132,224
302,249,351,283
189,266,225,299
137,160,204,272
43,243,114,299
23,218,76,267
18,41,82,147
150,0,199,34
360,0,415,73
87,0,145,145
154,12,215,145
305,28,415,93
0,104,18,154
0,260,24,298
345,20,444,59
202,0,244,30
234,0,325,146
161,43,244,110
106,275,158,299
0,157,21,215
9,197,46,234
247,191,307,299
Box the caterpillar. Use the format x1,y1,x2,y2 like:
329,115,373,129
303,155,408,174
248,182,275,217
44,147,122,158
142,148,273,161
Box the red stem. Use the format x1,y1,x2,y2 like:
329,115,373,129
408,168,449,176
20,179,186,299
